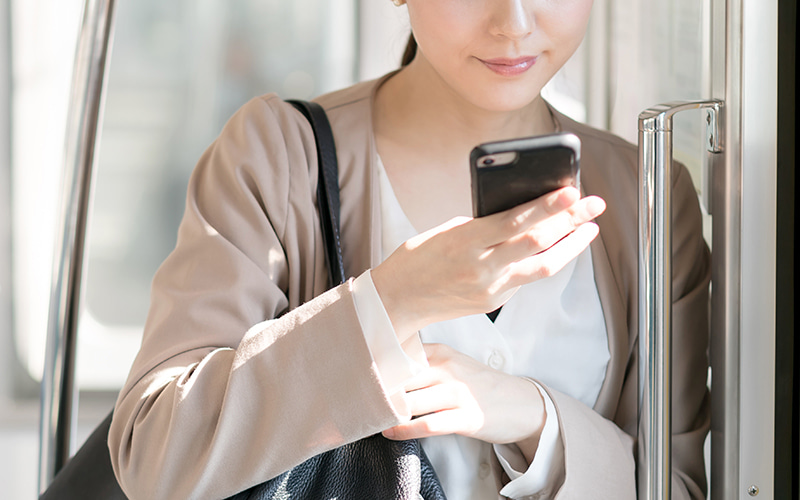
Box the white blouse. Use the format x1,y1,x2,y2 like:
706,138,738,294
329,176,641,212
350,159,610,499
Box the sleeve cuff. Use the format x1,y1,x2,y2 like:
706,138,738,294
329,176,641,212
496,380,565,499
351,270,427,398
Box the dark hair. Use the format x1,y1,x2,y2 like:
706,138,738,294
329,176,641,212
401,34,417,66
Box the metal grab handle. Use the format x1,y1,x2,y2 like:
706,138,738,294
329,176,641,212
637,99,723,500
38,0,117,493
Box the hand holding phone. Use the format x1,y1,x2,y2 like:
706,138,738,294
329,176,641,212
373,131,602,338
471,132,581,218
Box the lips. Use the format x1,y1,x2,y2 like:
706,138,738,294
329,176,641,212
478,56,537,76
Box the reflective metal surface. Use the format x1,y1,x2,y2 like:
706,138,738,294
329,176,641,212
38,0,117,492
710,0,742,497
638,99,723,500
737,0,778,495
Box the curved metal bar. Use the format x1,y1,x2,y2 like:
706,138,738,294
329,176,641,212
637,99,723,500
38,0,117,492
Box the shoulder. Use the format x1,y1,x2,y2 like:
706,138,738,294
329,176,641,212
223,93,310,147
188,94,320,244
205,74,385,190
313,75,388,151
228,74,381,133
314,77,382,113
221,76,384,167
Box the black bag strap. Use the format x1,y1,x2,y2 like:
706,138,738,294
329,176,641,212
287,99,346,287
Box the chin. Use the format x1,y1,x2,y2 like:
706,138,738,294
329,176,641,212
455,68,549,113
468,86,543,113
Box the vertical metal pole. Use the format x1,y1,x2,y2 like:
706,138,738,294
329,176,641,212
639,116,673,500
38,0,117,493
638,100,723,500
709,0,741,497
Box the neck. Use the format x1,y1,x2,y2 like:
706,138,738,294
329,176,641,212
374,57,556,159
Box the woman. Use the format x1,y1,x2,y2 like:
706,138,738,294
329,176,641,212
109,0,710,498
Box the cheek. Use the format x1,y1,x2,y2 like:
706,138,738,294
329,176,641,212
541,0,594,53
407,0,482,59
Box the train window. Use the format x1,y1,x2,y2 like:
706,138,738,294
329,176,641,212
601,0,713,210
11,0,358,390
9,0,81,388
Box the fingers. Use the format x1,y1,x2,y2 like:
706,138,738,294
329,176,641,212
383,408,481,441
383,345,478,441
397,344,453,392
475,187,598,247
371,190,606,332
382,344,548,443
507,221,600,285
404,383,463,417
480,194,604,266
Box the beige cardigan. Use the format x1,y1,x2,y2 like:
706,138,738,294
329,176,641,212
109,76,711,499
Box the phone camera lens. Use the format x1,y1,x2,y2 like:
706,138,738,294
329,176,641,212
483,158,495,166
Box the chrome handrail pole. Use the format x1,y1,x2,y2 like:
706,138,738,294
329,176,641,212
638,100,723,500
38,0,117,493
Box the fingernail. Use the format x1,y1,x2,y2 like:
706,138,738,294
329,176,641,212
586,197,606,217
383,428,395,439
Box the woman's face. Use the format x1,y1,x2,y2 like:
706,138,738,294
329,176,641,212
406,0,594,112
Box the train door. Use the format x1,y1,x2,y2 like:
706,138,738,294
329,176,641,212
581,0,795,497
583,0,795,497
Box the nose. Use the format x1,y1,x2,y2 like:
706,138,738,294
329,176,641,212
490,0,533,41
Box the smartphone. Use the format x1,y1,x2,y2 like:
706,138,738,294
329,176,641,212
470,132,581,218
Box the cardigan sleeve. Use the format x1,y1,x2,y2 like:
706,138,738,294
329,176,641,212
108,95,407,500
516,162,710,500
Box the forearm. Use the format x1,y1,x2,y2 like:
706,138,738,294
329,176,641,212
110,284,405,500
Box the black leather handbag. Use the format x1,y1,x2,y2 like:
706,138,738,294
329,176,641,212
40,100,446,500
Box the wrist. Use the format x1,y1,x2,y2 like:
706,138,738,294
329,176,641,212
371,264,427,342
515,377,547,463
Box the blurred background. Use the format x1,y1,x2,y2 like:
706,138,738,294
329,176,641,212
0,0,716,497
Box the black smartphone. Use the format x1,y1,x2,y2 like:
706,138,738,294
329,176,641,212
470,132,581,218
